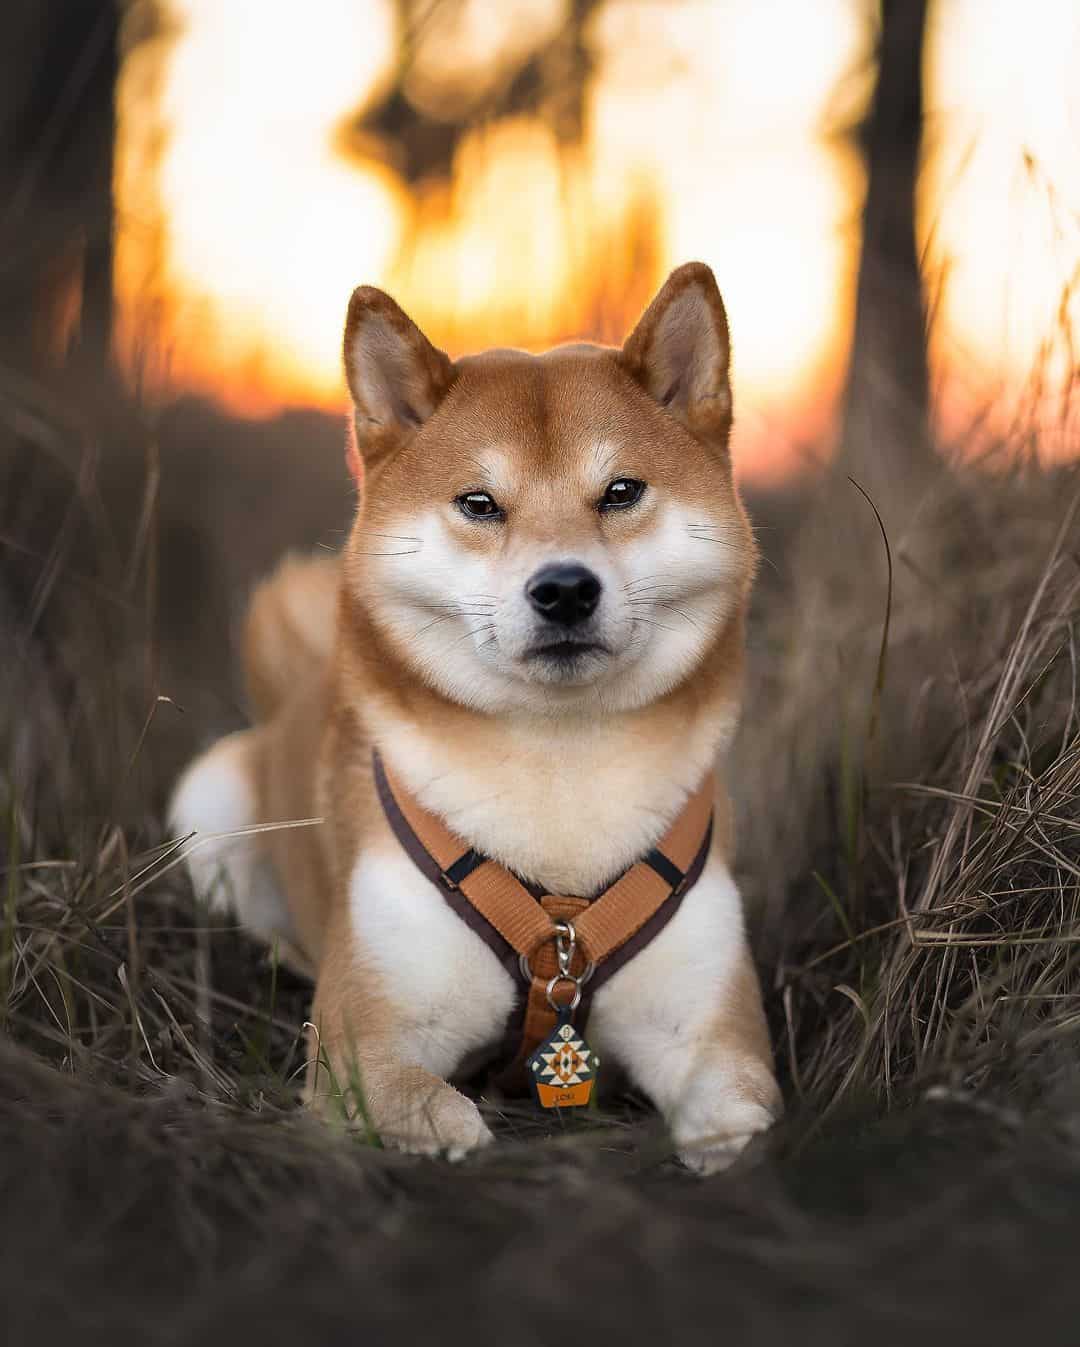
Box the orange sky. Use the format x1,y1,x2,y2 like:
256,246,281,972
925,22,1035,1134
114,0,1080,479
920,0,1080,459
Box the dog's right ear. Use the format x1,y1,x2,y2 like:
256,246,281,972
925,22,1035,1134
343,287,454,465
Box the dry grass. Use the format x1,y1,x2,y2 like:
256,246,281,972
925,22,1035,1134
740,464,1080,1122
1,376,1080,1340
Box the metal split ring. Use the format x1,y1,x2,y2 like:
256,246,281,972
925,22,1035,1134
545,973,583,1012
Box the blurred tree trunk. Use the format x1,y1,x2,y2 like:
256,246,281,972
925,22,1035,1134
841,0,932,504
0,0,119,375
358,0,600,185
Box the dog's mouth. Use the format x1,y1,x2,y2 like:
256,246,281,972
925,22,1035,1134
524,639,609,663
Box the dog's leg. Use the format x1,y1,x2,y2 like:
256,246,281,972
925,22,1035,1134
589,866,781,1175
306,1040,494,1160
653,948,781,1176
304,905,501,1159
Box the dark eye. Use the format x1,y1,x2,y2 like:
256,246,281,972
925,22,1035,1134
599,478,646,512
456,491,503,520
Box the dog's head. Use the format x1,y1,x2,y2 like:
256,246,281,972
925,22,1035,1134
342,263,756,714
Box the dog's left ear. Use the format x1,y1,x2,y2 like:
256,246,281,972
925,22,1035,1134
620,262,732,447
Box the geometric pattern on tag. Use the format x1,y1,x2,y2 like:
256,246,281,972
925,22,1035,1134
527,1019,600,1110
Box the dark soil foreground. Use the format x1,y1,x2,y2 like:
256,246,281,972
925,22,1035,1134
5,1040,1080,1346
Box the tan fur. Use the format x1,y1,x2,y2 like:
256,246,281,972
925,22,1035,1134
172,263,780,1167
244,553,339,721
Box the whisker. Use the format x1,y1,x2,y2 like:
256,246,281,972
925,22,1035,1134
625,584,680,599
624,568,709,591
685,526,738,551
448,622,496,651
411,613,459,639
630,615,676,636
592,439,621,480
411,607,494,640
655,600,704,633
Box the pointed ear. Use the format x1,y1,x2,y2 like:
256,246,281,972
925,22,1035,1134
620,262,732,447
343,287,454,460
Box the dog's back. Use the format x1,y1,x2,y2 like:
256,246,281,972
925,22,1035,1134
169,552,341,971
244,552,340,721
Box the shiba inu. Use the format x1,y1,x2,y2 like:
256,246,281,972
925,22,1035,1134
170,262,781,1172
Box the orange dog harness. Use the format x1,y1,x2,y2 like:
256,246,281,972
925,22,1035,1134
373,751,714,1104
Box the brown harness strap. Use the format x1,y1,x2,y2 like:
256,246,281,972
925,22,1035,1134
372,750,714,1083
378,758,554,955
572,781,713,964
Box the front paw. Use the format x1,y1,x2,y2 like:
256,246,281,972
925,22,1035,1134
670,1076,779,1176
372,1071,495,1161
310,1057,494,1160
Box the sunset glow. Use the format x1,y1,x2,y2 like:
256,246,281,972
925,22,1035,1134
114,0,1080,477
921,0,1080,457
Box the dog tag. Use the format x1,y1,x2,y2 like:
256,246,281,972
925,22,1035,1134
526,1007,599,1109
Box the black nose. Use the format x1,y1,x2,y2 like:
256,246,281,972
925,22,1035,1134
526,563,602,626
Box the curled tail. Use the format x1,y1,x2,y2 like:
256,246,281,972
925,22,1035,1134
243,552,340,721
